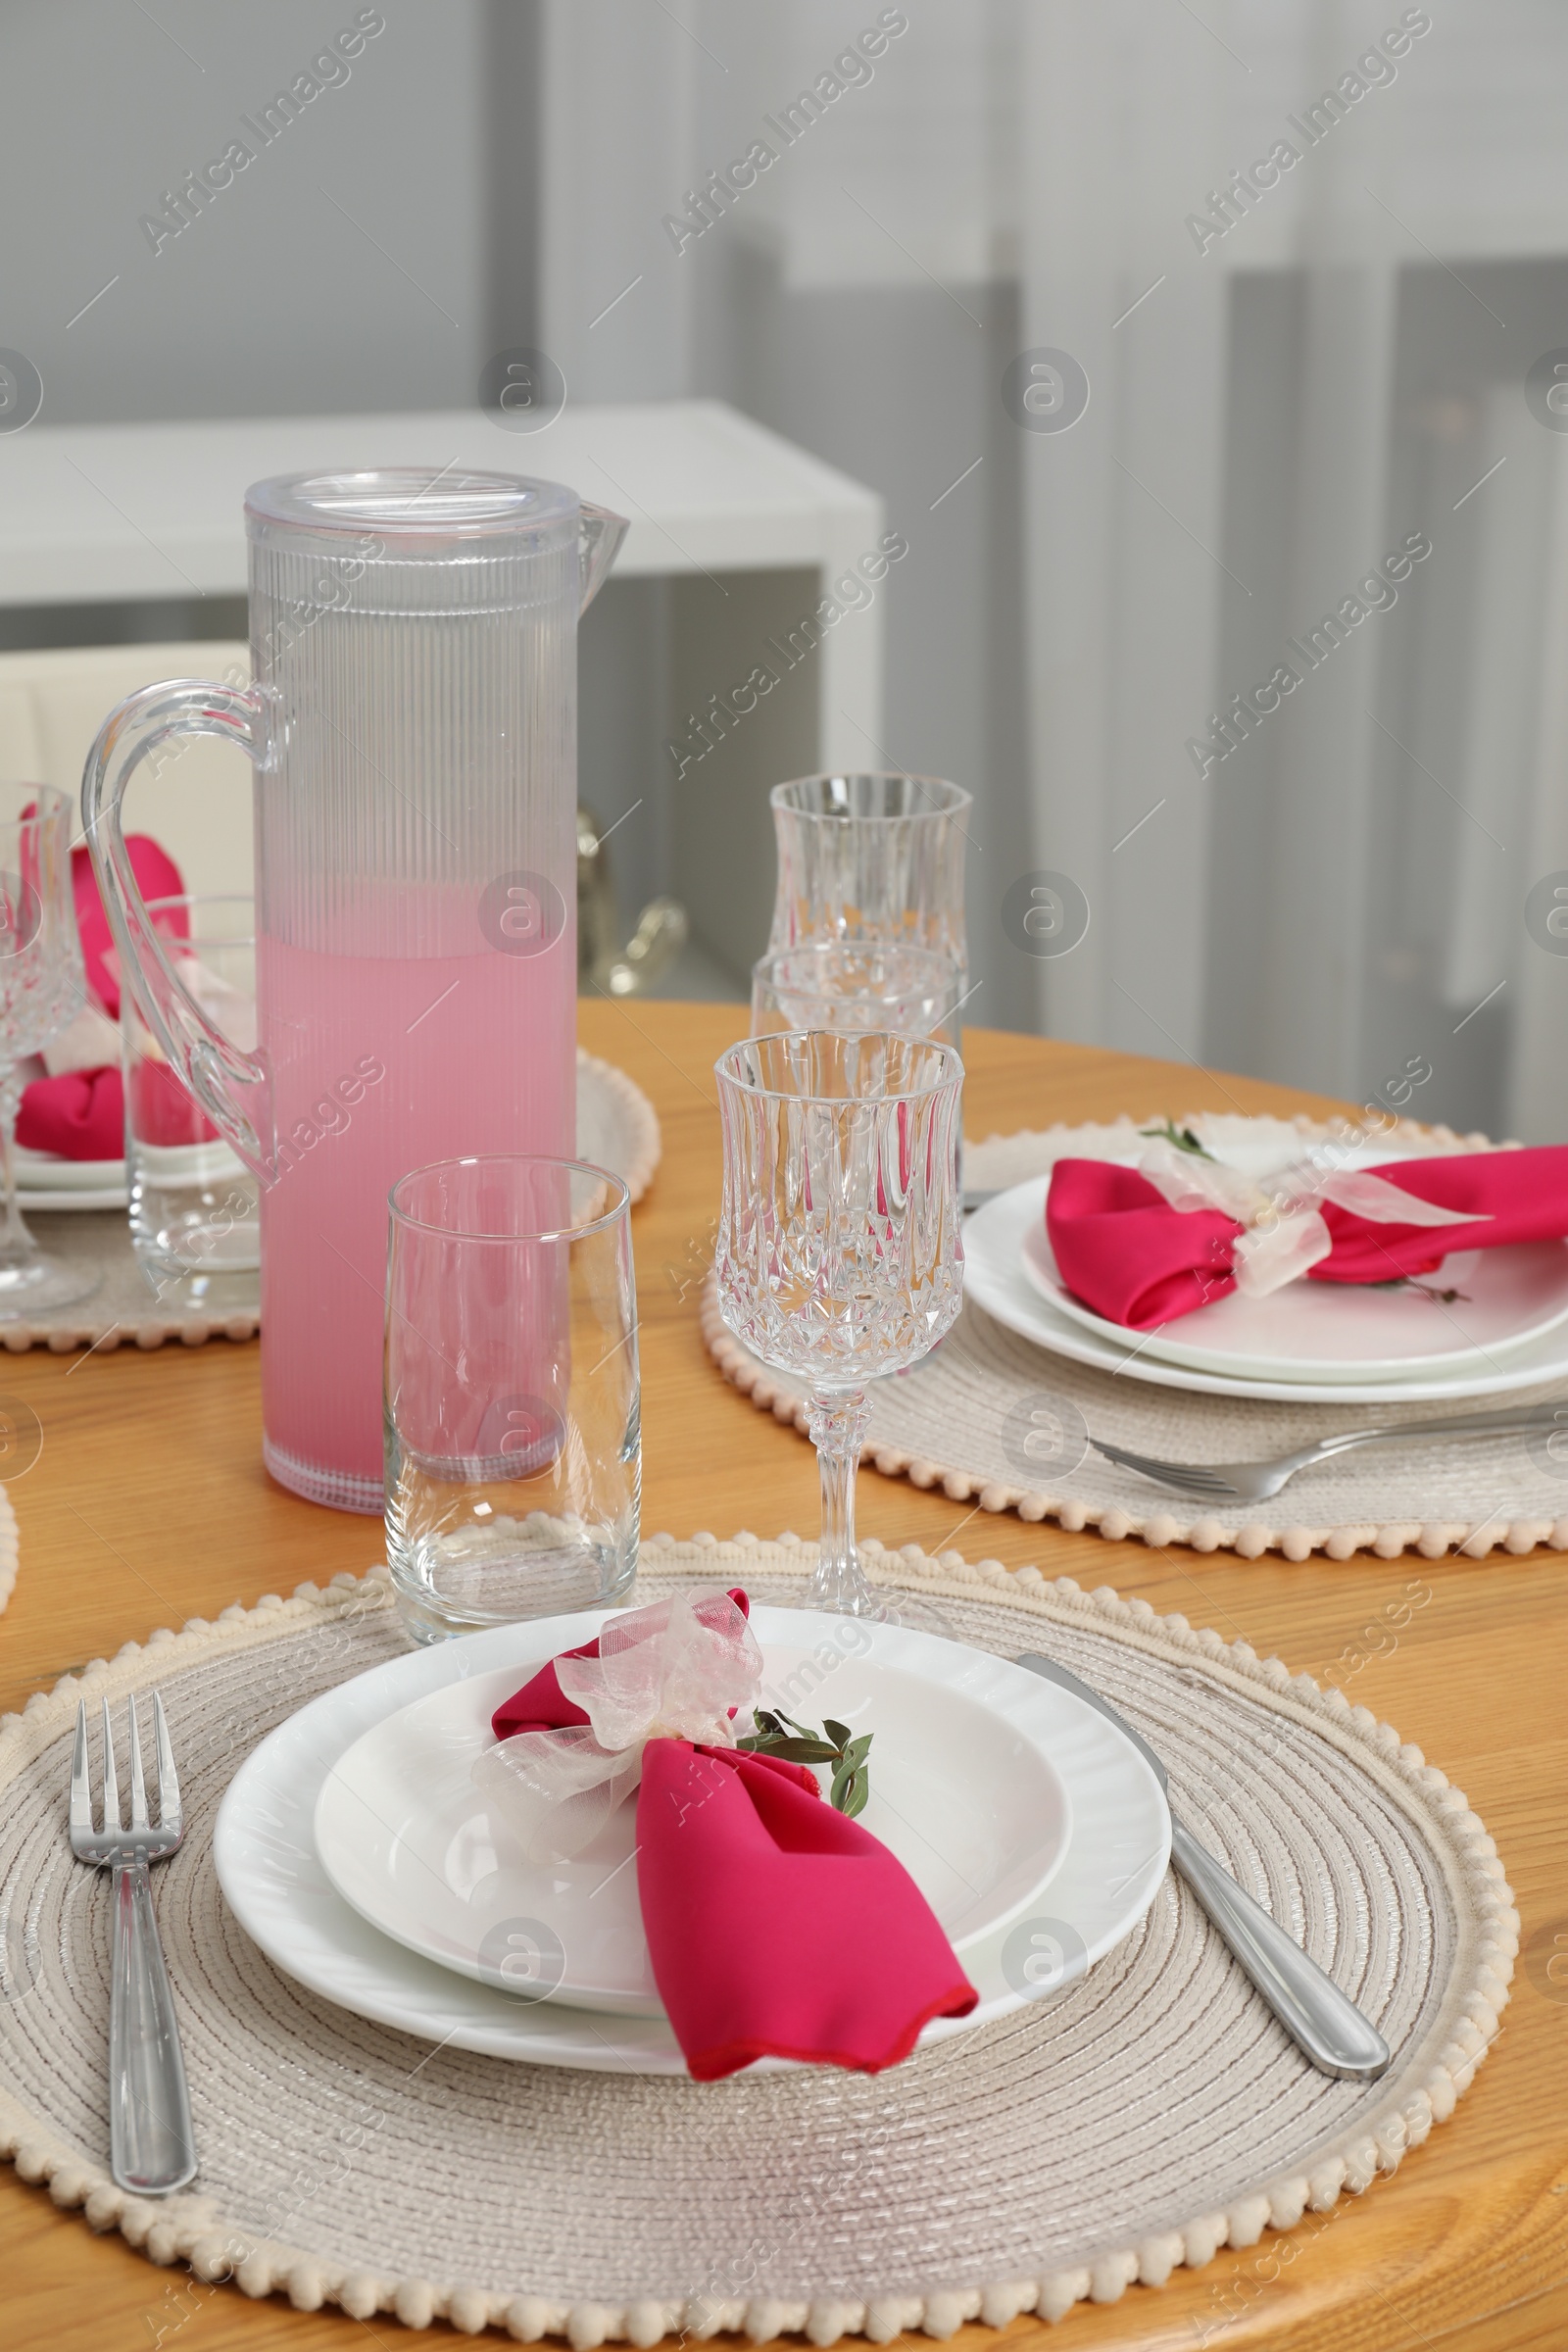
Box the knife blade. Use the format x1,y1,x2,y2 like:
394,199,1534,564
1015,1650,1392,2082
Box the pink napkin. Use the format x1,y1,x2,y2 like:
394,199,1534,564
486,1590,979,2081
1047,1146,1568,1329
16,838,187,1161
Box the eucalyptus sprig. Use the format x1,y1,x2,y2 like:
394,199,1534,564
1367,1276,1471,1302
737,1708,873,1819
1139,1118,1214,1159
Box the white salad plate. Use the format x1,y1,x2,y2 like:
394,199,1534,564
965,1175,1568,1404
314,1632,1073,2015
1013,1166,1568,1382
215,1605,1170,2072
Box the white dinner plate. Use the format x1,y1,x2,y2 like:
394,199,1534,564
1009,1172,1568,1384
13,1148,127,1212
215,1605,1170,2072
965,1176,1568,1403
313,1636,1074,2015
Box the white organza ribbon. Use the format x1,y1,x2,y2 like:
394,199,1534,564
1136,1138,1488,1299
470,1588,762,1863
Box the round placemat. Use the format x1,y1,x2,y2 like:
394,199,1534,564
0,1049,661,1357
704,1112,1568,1561
0,1540,1512,2341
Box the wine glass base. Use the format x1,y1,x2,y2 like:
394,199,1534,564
802,1569,957,1641
0,1251,101,1317
878,1592,960,1640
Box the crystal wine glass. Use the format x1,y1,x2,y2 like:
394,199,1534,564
713,1030,964,1621
767,772,972,974
0,785,99,1314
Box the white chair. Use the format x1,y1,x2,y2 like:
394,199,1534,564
0,643,254,897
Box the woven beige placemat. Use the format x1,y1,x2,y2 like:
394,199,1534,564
705,1111,1568,1562
2,1048,662,1357
0,1540,1512,2341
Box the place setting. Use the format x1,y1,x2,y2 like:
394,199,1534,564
0,1529,1509,2336
706,790,1568,1557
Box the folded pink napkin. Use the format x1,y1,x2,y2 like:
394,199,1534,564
16,838,188,1162
482,1589,978,2081
1047,1145,1568,1329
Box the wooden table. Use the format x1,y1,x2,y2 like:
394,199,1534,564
2,1005,1564,2352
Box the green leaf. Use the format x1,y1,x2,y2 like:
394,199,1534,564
1139,1118,1215,1161
745,1707,875,1812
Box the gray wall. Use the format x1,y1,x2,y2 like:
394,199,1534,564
0,0,517,425
696,241,1039,1033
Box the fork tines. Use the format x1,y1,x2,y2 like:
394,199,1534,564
70,1692,181,1842
1091,1439,1240,1497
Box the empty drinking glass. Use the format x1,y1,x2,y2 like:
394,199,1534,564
751,941,964,1052
768,772,972,976
0,784,98,1315
714,1032,964,1621
125,895,260,1307
384,1155,639,1642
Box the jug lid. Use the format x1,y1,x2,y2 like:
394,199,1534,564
246,466,579,543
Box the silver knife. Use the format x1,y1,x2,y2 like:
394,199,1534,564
1015,1650,1392,2081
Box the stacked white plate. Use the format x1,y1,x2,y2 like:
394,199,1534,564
13,1145,127,1212
964,1126,1568,1404
15,1050,660,1214
214,1607,1171,2073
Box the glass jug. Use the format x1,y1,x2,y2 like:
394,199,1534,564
82,468,626,1513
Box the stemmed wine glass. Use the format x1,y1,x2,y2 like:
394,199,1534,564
713,1030,964,1621
0,785,99,1314
767,772,971,975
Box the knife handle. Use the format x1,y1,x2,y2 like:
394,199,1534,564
1168,1816,1391,2081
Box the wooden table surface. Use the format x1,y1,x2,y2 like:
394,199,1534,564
2,1004,1564,2352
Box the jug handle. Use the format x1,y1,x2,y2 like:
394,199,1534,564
578,503,629,615
80,676,274,1181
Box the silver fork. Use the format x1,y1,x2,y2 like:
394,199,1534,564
70,1693,197,2195
1091,1397,1568,1503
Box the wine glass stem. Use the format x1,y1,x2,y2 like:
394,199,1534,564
0,1063,36,1269
806,1389,876,1614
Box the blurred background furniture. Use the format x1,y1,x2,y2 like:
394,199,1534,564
0,642,695,999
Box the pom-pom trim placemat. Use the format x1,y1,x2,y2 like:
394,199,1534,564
0,1048,662,1356
0,1539,1512,2341
704,1112,1568,1561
